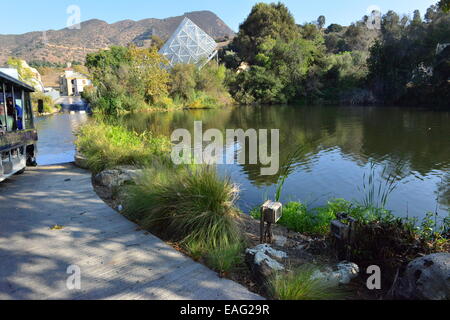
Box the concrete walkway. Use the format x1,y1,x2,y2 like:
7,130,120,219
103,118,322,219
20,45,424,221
0,164,262,300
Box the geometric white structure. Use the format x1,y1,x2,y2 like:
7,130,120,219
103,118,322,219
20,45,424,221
159,17,217,68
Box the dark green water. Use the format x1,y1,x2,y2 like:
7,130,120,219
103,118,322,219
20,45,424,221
125,105,450,220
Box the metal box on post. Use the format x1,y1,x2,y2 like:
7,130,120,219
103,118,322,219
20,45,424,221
260,200,283,243
261,200,283,224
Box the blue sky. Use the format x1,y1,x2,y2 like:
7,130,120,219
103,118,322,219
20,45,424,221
1,0,438,35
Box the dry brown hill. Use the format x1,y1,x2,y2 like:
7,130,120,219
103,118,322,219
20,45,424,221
0,11,235,65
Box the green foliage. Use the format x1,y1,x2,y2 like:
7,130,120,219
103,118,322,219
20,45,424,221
170,62,233,108
124,165,243,268
205,242,245,273
269,265,347,300
75,120,171,173
85,46,171,114
367,5,450,105
231,2,300,64
170,64,197,100
31,92,57,114
439,0,450,13
7,57,37,87
251,199,352,235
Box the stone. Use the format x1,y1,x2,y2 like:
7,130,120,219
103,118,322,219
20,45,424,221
392,253,450,300
94,166,143,189
311,262,360,286
274,235,287,247
245,244,288,285
74,153,89,169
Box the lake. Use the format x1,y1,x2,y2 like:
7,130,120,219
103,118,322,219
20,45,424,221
124,105,450,220
35,112,89,166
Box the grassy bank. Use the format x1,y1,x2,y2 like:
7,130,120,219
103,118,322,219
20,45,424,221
76,119,246,274
75,120,171,173
76,117,449,299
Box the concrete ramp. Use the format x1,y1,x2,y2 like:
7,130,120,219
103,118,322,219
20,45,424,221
0,164,262,300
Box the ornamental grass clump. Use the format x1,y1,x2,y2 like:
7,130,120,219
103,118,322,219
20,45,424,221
124,165,244,270
268,265,348,300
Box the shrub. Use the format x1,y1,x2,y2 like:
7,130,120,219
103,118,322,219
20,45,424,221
124,165,243,266
251,199,353,235
75,121,170,173
269,265,347,300
170,64,197,100
31,92,57,114
186,91,218,109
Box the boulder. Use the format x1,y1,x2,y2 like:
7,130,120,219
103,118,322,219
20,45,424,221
94,166,143,189
392,253,450,300
74,153,89,169
311,262,360,286
245,244,288,285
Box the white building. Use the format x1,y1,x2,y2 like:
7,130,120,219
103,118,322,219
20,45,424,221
60,70,91,96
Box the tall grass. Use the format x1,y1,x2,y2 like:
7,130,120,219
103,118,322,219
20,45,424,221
75,121,171,173
124,165,244,271
269,265,347,300
359,162,401,210
275,146,304,202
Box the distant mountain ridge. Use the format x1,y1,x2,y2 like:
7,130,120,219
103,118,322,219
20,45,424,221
0,11,235,65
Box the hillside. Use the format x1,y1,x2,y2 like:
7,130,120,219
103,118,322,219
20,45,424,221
0,11,235,65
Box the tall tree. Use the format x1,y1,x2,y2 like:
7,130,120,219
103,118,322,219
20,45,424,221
438,0,450,13
317,15,326,29
231,2,300,63
412,10,422,25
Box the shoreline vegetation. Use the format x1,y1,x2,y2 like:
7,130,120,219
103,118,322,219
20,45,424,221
76,117,449,300
74,1,450,300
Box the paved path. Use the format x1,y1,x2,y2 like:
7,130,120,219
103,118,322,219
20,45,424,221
0,164,262,300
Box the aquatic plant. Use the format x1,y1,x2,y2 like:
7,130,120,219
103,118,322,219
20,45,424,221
359,162,402,211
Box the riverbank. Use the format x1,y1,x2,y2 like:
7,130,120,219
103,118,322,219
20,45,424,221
75,118,449,300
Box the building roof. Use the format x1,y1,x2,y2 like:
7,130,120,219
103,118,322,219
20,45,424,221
62,70,90,79
0,71,35,92
159,17,217,67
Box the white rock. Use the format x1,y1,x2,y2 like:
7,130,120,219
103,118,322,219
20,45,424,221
245,244,288,273
274,235,287,247
311,262,360,285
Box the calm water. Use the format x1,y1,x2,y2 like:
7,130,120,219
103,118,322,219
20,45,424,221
124,105,450,220
35,113,89,166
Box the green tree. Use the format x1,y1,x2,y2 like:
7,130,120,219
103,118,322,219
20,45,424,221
128,45,170,103
317,15,326,29
231,2,300,63
412,10,422,25
438,0,450,13
169,64,197,99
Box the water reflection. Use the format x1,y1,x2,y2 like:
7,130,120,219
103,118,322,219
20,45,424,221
35,113,89,166
125,105,449,219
